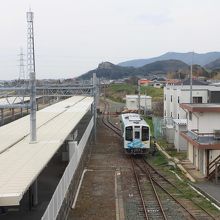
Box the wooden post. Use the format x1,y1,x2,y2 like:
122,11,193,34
206,149,210,177
12,108,15,120
1,109,4,125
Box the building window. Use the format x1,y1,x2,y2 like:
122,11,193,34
189,111,192,120
193,97,202,103
178,114,179,119
164,110,166,116
171,112,172,117
178,96,180,103
164,95,166,101
171,95,172,102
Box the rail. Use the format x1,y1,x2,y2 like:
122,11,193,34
41,117,94,220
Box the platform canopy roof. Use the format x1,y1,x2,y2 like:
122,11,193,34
0,96,30,105
0,96,93,206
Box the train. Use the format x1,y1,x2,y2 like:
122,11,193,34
120,113,150,154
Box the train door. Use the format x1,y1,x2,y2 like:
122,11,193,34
134,126,140,140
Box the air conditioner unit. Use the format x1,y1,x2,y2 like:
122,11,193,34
214,130,220,140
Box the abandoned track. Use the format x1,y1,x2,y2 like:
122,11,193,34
132,157,216,220
142,158,216,220
102,101,121,137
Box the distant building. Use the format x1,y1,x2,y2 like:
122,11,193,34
139,79,153,86
126,95,152,112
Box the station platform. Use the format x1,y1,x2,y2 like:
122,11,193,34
193,182,220,207
181,160,220,207
0,96,93,207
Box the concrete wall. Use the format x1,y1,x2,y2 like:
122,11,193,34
56,131,93,220
174,124,187,151
165,125,175,144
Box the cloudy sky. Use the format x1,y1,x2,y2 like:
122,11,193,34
0,0,220,80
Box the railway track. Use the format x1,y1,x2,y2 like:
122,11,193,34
102,101,121,137
100,100,217,220
142,158,217,220
132,157,216,220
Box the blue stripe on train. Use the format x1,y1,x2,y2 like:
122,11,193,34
127,139,144,148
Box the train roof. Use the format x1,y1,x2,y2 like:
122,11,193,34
121,113,149,127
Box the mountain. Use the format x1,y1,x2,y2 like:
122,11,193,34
204,58,220,70
118,52,220,67
139,59,189,74
79,60,190,80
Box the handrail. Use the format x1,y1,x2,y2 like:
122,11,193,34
207,155,220,178
209,155,220,169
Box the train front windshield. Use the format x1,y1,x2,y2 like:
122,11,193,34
125,126,133,141
142,126,149,141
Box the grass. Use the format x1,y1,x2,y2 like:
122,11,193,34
144,116,154,137
147,152,220,215
105,83,164,103
141,86,163,101
156,137,187,160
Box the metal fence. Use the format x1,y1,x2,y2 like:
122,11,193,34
41,117,94,220
152,116,163,139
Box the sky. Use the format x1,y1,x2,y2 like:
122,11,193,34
0,0,220,80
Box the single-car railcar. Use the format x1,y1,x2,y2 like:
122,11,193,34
120,113,150,154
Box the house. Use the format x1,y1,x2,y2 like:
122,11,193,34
163,79,220,150
139,79,153,86
126,95,152,112
180,103,220,177
164,80,211,120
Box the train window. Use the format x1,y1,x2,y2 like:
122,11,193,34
142,126,149,141
135,131,140,139
125,126,133,141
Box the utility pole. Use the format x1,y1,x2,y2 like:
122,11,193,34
190,52,194,103
138,80,141,114
144,89,147,116
93,73,97,143
27,10,37,143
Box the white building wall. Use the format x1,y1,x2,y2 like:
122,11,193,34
188,143,194,163
187,112,220,133
140,97,152,110
170,89,177,118
187,113,198,131
126,98,137,110
164,85,210,120
164,87,170,118
196,112,220,133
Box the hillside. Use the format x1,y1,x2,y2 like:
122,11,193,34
204,58,220,70
118,52,220,67
79,60,190,80
139,59,189,73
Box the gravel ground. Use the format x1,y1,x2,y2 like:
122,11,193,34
68,107,124,220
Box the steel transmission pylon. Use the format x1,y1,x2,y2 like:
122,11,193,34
27,10,37,143
18,47,26,80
